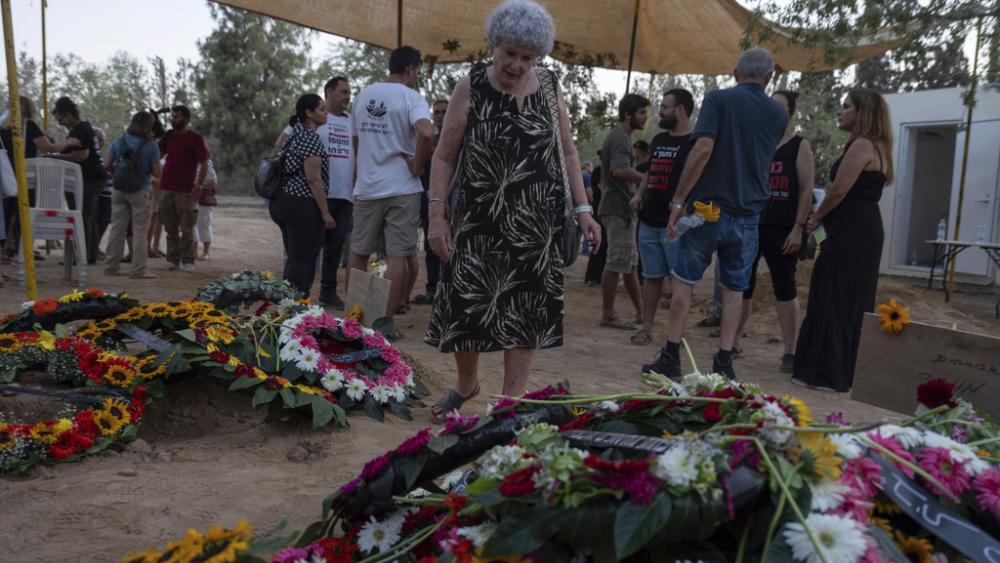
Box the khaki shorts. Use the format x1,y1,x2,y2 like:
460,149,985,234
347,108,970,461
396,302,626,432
603,214,638,274
351,193,421,257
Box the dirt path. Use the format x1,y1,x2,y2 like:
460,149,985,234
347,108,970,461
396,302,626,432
1,201,997,561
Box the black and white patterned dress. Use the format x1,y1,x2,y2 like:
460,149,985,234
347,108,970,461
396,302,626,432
425,64,566,353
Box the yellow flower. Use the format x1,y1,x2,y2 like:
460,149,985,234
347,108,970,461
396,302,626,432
471,548,529,563
206,342,219,353
253,367,268,380
257,346,272,359
979,449,994,458
29,421,61,444
571,407,587,417
137,359,168,380
261,271,275,278
877,298,910,333
0,423,14,452
662,431,674,439
93,411,127,437
0,334,20,353
295,384,319,396
104,364,137,388
121,308,145,322
796,432,842,481
100,398,132,427
206,325,235,345
54,419,73,434
37,331,56,351
227,356,241,368
58,289,86,304
349,305,364,321
783,395,813,427
146,303,172,318
895,531,933,563
122,549,162,563
874,495,902,515
870,516,892,536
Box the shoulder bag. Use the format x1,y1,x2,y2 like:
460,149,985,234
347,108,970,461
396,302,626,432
537,69,580,268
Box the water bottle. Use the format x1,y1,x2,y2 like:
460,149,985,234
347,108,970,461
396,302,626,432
674,213,705,238
910,250,918,267
936,218,946,242
976,220,988,245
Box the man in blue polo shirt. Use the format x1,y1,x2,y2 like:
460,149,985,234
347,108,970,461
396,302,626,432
643,48,787,380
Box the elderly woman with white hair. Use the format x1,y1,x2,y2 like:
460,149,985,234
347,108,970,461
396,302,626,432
425,0,600,422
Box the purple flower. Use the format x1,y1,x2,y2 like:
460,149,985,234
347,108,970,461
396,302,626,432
361,452,391,480
442,411,481,435
340,477,360,494
489,397,520,418
951,424,968,443
272,547,311,563
396,428,432,457
825,412,849,425
522,384,568,401
728,440,761,469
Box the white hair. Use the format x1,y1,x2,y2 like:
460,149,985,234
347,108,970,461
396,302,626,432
485,0,556,57
735,47,775,81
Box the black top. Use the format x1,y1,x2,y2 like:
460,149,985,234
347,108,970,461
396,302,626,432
761,135,804,227
62,121,107,181
1,119,45,167
639,132,691,228
280,122,329,198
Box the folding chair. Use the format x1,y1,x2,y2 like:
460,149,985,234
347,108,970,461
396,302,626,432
17,158,88,287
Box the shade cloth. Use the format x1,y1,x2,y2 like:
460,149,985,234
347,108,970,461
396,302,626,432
213,0,900,74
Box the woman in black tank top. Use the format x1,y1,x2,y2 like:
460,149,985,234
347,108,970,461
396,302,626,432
734,91,815,374
793,89,894,392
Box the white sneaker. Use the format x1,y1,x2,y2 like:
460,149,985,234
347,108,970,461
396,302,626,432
180,262,194,273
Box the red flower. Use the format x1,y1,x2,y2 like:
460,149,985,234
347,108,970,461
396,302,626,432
402,505,443,534
490,397,520,419
499,465,540,496
917,378,957,409
522,383,569,400
620,399,659,412
584,455,661,505
32,299,59,315
48,443,77,459
74,411,99,436
16,331,39,342
85,289,105,297
264,376,288,390
559,411,595,431
209,350,231,364
131,386,148,403
701,388,737,422
128,400,145,422
315,537,358,563
193,328,208,342
234,364,255,379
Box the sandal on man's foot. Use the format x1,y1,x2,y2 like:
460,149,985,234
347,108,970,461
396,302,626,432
599,314,635,330
630,329,653,345
384,329,404,342
431,384,481,424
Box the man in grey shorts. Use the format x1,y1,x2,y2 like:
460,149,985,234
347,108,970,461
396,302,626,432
347,46,434,335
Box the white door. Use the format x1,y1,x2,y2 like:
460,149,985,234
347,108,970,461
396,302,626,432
949,119,1000,276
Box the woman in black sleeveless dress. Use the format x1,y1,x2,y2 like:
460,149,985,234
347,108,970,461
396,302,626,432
793,90,894,392
424,0,601,422
735,91,815,373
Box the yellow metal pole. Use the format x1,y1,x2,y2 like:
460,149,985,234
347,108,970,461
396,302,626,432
2,0,37,299
41,0,47,130
946,17,983,302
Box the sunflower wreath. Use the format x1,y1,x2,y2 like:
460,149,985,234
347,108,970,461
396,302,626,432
123,519,254,563
74,301,239,355
0,331,168,392
0,375,148,474
0,289,138,333
195,270,303,313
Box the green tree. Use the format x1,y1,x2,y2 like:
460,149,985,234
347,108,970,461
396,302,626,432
195,4,315,186
46,51,150,136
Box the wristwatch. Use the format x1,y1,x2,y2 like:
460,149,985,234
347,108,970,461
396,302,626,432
670,202,684,211
574,204,594,215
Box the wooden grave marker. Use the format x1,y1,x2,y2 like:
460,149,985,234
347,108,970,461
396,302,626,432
852,313,1000,420
344,268,392,328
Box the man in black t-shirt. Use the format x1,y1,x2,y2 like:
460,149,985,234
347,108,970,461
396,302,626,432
627,89,695,346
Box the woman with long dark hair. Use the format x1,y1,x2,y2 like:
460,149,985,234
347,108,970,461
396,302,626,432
793,89,894,392
269,94,336,296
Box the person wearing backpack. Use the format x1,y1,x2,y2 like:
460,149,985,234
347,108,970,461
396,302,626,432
102,111,161,278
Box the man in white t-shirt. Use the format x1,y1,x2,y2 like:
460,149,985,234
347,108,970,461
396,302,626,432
348,46,434,336
316,76,355,309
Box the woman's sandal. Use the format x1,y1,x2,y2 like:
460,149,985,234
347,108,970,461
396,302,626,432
630,329,653,345
431,384,481,424
599,313,635,330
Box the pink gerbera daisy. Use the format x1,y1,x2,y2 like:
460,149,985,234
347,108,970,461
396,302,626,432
867,431,915,478
918,447,970,497
973,467,1000,519
841,456,884,497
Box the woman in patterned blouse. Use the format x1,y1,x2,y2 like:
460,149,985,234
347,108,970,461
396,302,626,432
269,93,336,297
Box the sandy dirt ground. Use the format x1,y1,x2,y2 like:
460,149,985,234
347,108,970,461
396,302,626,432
1,198,998,561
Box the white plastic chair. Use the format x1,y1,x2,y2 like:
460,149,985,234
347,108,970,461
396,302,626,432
17,158,88,287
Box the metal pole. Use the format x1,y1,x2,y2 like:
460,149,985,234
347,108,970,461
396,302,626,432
2,0,37,299
396,0,403,48
41,0,47,129
624,0,640,95
946,17,983,302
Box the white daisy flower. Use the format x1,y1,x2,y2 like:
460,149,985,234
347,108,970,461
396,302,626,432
653,444,699,488
760,401,795,446
277,297,299,314
479,445,526,480
682,372,728,393
356,514,402,554
457,522,497,547
875,424,923,449
782,513,866,563
320,369,345,392
279,342,301,362
922,431,989,475
391,385,407,403
372,385,392,404
345,379,367,402
808,479,851,512
295,349,319,373
828,433,863,460
597,400,621,413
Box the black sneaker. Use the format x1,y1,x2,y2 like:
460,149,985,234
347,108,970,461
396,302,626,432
642,348,681,380
319,295,346,310
713,353,737,380
780,353,795,374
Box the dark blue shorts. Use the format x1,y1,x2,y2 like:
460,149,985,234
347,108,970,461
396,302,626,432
671,211,759,292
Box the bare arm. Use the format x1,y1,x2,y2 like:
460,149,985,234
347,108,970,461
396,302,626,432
781,138,816,254
809,139,872,231
409,119,434,177
556,76,601,250
49,148,89,163
102,151,114,172
33,135,78,154
629,172,650,213
304,155,334,228
275,131,288,151
426,77,472,262
612,166,645,184
666,136,714,236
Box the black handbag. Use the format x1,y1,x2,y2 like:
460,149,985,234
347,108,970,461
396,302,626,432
254,152,283,200
538,69,580,268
